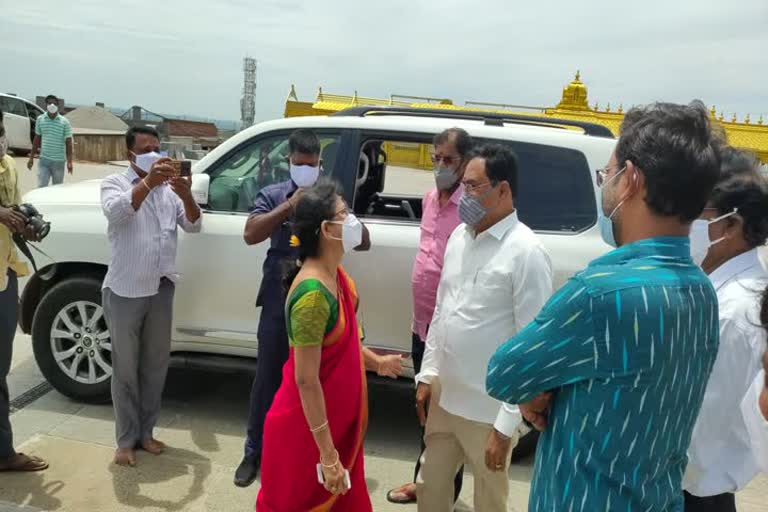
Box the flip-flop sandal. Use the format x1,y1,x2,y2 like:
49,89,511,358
0,453,49,472
386,487,417,504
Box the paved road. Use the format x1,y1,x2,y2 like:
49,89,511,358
2,157,766,511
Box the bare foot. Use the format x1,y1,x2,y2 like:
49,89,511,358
114,448,136,466
386,482,417,504
141,438,165,455
0,453,49,472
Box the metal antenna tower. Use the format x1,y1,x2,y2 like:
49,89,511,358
240,57,257,129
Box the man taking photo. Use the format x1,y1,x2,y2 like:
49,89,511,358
0,117,48,473
101,126,201,467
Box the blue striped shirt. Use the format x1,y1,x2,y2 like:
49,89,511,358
101,168,202,298
35,114,72,162
487,237,719,512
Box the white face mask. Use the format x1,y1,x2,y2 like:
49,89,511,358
689,209,738,266
290,163,320,188
132,151,165,174
47,103,58,115
327,214,363,253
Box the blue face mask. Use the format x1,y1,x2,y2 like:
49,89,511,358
459,183,497,227
459,193,488,227
597,166,627,248
597,188,618,248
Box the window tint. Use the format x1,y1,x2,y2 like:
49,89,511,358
494,140,596,232
0,97,28,117
207,132,341,212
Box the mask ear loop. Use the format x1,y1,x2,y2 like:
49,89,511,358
607,167,635,220
707,208,739,245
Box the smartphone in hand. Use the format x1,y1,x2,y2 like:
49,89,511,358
316,463,351,489
170,160,192,178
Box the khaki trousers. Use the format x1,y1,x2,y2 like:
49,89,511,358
416,381,517,512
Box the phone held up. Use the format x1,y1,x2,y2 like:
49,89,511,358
169,160,192,178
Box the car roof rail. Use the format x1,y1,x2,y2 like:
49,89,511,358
332,106,615,138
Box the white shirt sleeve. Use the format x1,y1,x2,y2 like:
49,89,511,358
741,369,768,473
512,244,554,332
492,243,554,436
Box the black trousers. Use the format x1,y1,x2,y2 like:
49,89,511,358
244,304,289,459
412,331,464,503
0,270,18,459
684,491,737,512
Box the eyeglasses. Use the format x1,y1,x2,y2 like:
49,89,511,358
333,204,352,218
595,165,626,187
462,180,496,196
431,154,461,166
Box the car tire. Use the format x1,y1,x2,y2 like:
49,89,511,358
10,148,30,157
32,276,112,403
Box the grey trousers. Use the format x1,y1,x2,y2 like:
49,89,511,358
102,279,174,449
0,270,18,458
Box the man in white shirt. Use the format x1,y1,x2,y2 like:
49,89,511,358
684,148,768,511
415,144,552,512
741,349,768,475
101,127,202,467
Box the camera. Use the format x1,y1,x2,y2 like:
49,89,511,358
13,203,51,240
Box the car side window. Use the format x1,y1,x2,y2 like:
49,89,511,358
353,135,436,223
206,132,342,213
0,97,28,117
494,140,596,232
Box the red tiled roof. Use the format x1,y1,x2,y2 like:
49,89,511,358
164,118,218,138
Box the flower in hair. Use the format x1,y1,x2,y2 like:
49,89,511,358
290,235,301,247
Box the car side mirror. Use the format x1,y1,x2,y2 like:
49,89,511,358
191,173,210,206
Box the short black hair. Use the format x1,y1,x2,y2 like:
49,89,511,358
125,126,160,150
433,127,474,158
469,144,518,198
616,100,722,223
45,94,58,103
288,129,320,156
709,148,768,249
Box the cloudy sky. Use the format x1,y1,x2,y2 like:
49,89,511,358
2,0,766,124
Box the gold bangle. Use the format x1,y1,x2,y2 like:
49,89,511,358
320,450,340,468
141,179,151,192
310,420,329,434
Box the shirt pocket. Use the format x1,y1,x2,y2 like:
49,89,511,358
469,268,513,303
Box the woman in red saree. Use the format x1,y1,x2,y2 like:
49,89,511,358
256,178,402,512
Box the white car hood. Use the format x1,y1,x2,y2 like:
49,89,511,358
22,179,103,206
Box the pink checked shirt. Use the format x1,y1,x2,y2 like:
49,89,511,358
411,186,462,342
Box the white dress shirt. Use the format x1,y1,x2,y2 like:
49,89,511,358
685,249,768,496
101,168,201,298
416,210,553,437
741,369,768,474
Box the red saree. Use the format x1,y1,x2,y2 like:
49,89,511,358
256,267,371,512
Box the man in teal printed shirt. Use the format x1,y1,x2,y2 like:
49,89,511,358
487,101,722,512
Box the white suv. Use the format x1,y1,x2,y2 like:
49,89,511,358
0,93,45,155
18,107,616,404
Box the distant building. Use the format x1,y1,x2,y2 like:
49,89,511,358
120,105,221,151
66,105,129,131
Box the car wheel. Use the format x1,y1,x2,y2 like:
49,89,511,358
10,148,30,157
32,277,112,403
